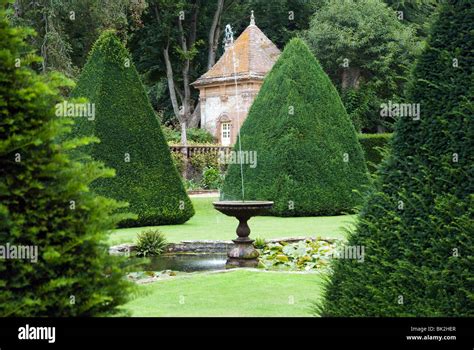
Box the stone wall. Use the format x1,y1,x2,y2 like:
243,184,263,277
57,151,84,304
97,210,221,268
109,236,337,256
199,81,261,145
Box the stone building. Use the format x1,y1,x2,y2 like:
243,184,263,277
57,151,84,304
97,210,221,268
192,14,280,146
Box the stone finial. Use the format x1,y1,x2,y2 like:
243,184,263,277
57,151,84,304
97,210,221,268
250,10,255,26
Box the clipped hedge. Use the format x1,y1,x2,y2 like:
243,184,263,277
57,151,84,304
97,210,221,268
70,31,194,227
222,38,371,216
320,1,474,316
358,133,392,172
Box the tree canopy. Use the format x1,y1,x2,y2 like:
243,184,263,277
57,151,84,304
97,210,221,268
303,0,421,132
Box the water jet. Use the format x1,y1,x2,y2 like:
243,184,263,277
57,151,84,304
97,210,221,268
214,18,273,268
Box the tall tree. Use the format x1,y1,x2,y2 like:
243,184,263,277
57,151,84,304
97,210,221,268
385,0,441,38
318,0,473,316
207,0,224,70
10,0,76,76
135,0,204,144
303,0,420,132
0,1,131,316
8,0,146,76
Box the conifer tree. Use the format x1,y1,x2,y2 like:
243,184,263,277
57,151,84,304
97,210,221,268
222,38,370,216
0,2,131,316
71,31,194,227
320,1,473,316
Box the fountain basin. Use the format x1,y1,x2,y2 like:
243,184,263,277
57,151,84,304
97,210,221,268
213,201,274,217
213,200,273,267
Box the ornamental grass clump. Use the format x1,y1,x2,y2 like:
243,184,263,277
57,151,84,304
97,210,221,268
135,230,168,257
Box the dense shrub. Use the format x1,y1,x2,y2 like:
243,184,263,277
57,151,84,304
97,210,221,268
320,1,474,316
162,125,181,143
189,152,219,173
135,230,168,257
70,31,194,227
163,126,215,144
222,38,371,216
184,179,200,191
358,133,392,172
201,167,223,190
183,152,221,186
186,128,215,144
0,7,132,316
342,85,382,133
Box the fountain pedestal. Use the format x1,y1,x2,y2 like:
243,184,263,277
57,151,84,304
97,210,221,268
213,201,273,268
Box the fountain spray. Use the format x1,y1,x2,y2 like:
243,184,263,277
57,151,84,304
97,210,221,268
224,23,245,202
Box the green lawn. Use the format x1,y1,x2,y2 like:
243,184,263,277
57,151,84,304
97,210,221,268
123,270,325,317
109,196,354,245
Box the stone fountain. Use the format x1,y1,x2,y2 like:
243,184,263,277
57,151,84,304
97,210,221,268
213,18,273,268
213,200,273,267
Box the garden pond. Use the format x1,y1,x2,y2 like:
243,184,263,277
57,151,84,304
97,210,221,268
130,238,342,274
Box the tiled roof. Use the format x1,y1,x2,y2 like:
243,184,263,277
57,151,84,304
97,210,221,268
192,24,280,86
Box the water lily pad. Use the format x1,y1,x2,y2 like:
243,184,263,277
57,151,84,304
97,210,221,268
257,238,339,271
275,254,289,262
267,243,283,251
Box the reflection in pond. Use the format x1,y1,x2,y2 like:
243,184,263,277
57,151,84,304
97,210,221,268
139,253,227,272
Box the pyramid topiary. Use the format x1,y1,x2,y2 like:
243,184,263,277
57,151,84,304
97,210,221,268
222,38,371,216
70,31,194,227
0,2,131,316
319,1,474,316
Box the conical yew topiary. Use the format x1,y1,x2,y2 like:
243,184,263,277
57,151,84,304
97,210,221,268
70,31,194,227
319,1,474,316
222,38,370,216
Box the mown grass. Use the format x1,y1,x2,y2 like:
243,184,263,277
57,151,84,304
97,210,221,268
109,196,354,245
123,270,325,317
